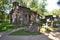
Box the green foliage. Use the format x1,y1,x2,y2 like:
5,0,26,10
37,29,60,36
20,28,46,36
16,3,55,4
0,10,10,22
51,9,59,15
0,0,8,10
54,19,60,24
0,21,14,32
0,10,5,22
30,0,47,16
30,0,38,8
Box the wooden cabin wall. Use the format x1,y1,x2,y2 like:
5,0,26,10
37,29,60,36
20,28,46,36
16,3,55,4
10,5,41,26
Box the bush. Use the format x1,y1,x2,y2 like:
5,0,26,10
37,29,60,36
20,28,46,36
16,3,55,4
54,19,60,24
0,21,14,32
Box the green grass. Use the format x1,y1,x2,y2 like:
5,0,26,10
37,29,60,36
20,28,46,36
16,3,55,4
10,30,41,35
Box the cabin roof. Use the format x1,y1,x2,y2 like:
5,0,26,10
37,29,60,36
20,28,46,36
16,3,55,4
19,6,37,14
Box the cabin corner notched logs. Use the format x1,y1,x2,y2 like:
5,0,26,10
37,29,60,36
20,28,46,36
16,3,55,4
10,2,41,26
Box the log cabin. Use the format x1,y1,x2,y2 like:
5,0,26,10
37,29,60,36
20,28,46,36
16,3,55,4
10,2,41,26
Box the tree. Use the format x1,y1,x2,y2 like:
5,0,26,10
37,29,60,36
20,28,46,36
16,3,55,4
57,0,60,6
30,0,47,16
0,0,8,11
0,10,5,22
51,9,60,15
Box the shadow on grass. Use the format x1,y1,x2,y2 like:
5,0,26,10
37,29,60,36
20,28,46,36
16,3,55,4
10,29,42,35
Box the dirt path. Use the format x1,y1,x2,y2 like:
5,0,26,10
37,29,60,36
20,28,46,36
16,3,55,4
0,35,51,40
1,25,60,40
0,27,51,40
47,24,60,40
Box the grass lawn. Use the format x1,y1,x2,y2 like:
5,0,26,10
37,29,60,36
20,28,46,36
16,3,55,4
10,29,41,35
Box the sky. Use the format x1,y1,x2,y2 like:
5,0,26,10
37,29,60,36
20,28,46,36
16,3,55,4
45,0,60,11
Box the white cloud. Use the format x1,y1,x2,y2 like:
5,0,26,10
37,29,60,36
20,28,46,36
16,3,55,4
45,0,60,11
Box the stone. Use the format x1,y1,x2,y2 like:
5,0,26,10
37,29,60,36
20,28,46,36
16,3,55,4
27,23,38,32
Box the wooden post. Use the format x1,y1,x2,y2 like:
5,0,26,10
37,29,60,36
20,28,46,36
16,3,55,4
33,14,36,23
27,14,29,23
51,21,53,27
31,14,33,23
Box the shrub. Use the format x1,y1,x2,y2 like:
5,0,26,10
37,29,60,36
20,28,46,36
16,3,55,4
54,19,60,24
0,21,14,32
